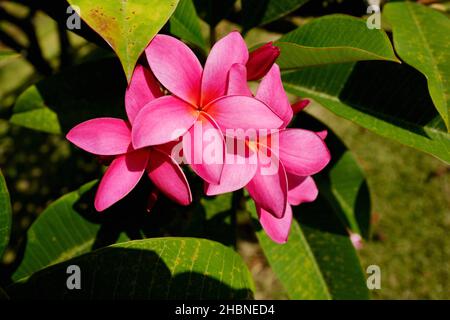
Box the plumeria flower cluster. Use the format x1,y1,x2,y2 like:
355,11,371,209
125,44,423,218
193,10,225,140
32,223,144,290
67,32,331,243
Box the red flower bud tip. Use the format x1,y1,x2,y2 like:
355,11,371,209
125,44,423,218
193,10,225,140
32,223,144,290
146,187,160,213
246,42,280,81
291,99,310,114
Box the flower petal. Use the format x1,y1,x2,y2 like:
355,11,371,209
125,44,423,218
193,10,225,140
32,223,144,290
66,118,131,156
278,129,331,176
257,204,292,244
182,112,224,184
227,63,253,96
246,147,288,218
146,34,202,106
256,64,293,128
205,95,283,131
287,174,318,206
147,148,192,206
205,137,257,195
201,31,249,106
132,96,199,148
94,149,149,211
126,64,163,124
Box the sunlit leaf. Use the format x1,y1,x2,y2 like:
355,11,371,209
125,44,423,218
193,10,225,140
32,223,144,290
67,0,179,82
384,2,450,131
9,238,254,299
283,61,450,163
276,15,399,69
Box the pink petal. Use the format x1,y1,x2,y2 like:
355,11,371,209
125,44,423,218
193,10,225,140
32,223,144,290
227,64,253,97
205,137,257,195
256,64,293,128
125,64,163,124
316,130,328,140
66,118,131,156
182,112,224,184
246,147,288,218
145,34,203,106
258,204,292,244
94,149,149,211
201,31,249,106
132,96,199,148
278,129,331,176
147,148,192,206
287,174,318,206
205,95,283,131
247,42,280,81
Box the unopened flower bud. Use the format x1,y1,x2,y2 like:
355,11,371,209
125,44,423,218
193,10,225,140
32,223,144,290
246,42,280,81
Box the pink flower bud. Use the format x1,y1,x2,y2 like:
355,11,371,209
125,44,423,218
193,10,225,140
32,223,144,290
246,42,280,81
350,232,364,250
291,99,310,114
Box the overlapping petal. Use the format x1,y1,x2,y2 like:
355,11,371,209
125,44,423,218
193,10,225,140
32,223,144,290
256,64,293,128
278,129,331,176
287,174,318,206
182,112,224,184
227,64,253,97
94,149,149,211
132,95,199,148
147,148,192,206
146,35,203,106
201,32,249,106
258,204,292,244
125,64,162,124
206,138,257,195
246,146,288,218
205,95,283,131
66,118,131,156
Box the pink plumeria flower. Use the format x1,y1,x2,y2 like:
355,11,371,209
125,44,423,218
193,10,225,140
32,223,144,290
66,64,192,211
132,32,283,185
206,63,331,243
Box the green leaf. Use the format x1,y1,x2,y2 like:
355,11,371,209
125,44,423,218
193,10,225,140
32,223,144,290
247,198,369,300
170,0,207,51
282,61,450,163
194,0,236,27
242,0,310,30
67,0,179,82
275,15,399,69
384,2,450,131
0,170,12,258
11,181,131,282
295,114,371,238
9,238,254,299
10,58,126,135
0,50,20,61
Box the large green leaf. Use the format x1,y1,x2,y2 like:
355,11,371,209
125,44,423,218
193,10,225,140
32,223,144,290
0,170,12,258
10,58,126,135
67,0,179,82
247,198,369,300
384,2,450,131
242,0,310,30
9,238,254,299
283,61,450,163
276,15,399,69
170,0,207,51
294,114,371,238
